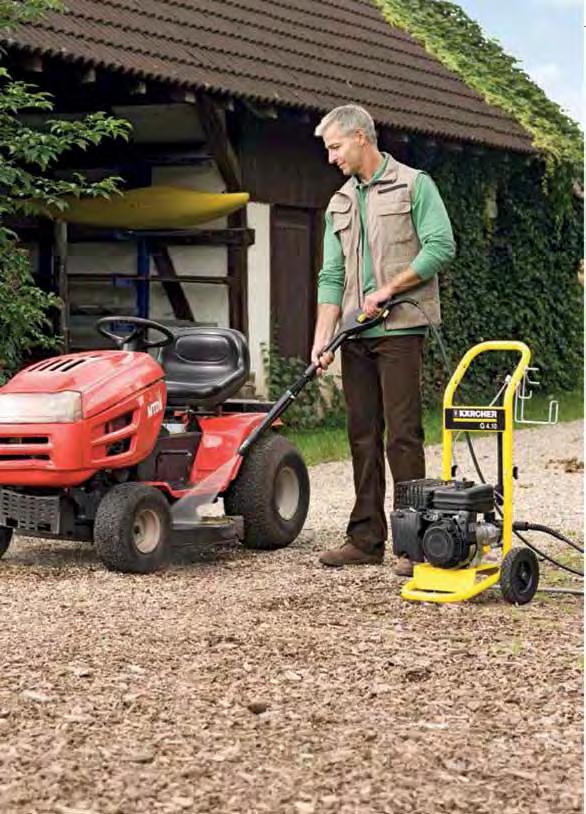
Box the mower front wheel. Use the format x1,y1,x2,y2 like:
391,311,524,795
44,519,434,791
94,483,172,574
224,433,309,550
500,547,539,605
0,527,13,559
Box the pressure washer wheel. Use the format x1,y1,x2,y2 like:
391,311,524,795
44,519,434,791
224,433,310,550
500,547,539,605
94,483,172,573
0,527,13,559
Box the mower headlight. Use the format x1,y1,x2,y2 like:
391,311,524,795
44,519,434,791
0,392,83,423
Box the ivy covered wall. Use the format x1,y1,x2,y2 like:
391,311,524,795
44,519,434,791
411,139,583,404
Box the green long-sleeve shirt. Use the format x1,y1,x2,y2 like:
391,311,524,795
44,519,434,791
318,156,456,337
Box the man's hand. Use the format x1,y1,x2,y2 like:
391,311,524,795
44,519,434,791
311,303,340,376
361,283,394,318
311,345,334,376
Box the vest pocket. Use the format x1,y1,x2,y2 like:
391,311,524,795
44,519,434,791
329,198,352,234
376,199,413,243
377,200,411,214
377,183,408,194
331,211,352,233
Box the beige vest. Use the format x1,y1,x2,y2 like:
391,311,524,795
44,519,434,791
326,155,441,330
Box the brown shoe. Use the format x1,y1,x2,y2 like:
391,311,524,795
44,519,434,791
393,556,414,577
319,542,383,567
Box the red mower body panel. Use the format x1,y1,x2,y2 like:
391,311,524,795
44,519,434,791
152,413,272,499
0,351,166,486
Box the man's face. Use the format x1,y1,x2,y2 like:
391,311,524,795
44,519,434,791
323,123,367,176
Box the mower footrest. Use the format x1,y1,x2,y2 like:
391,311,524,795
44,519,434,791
0,488,61,534
171,515,244,547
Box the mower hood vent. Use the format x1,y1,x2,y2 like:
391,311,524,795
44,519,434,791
29,355,102,374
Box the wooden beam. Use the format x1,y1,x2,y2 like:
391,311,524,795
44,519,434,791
53,226,255,246
21,54,43,73
149,243,195,322
138,146,212,166
36,218,55,295
170,88,197,104
242,100,278,120
67,273,232,285
81,67,97,85
196,92,242,192
130,80,148,96
54,220,70,352
148,229,254,247
196,92,249,334
155,229,254,247
227,209,248,335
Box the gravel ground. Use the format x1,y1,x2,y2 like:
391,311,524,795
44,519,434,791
0,421,582,814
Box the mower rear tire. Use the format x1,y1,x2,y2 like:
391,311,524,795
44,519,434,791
94,483,172,574
0,527,13,559
224,433,309,550
500,547,539,605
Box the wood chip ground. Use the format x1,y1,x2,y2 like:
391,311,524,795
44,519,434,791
0,421,582,813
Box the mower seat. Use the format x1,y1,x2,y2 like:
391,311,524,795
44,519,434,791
159,327,250,409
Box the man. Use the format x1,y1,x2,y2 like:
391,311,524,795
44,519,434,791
312,104,456,576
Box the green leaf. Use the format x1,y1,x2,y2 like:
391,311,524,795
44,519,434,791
0,0,132,375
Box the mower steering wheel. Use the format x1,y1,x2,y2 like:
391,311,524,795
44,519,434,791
96,316,175,350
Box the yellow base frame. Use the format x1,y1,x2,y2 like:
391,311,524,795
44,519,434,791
401,562,500,603
401,340,531,604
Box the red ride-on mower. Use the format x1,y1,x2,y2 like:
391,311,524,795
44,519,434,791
0,317,311,573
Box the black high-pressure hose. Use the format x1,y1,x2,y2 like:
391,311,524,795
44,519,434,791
396,296,584,581
393,296,490,483
515,522,584,552
511,522,583,577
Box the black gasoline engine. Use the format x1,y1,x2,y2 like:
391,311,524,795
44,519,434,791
391,479,502,569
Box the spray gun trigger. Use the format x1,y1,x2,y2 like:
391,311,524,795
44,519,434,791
357,307,385,324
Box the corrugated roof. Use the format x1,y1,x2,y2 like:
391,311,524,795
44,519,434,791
3,0,533,152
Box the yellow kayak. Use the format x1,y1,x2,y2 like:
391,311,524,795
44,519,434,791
42,186,249,229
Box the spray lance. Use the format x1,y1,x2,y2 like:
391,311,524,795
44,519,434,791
237,297,401,457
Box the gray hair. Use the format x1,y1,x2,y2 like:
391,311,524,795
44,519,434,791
314,104,377,144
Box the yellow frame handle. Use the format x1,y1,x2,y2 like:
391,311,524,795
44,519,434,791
442,341,531,554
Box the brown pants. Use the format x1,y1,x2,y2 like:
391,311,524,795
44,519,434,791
341,335,426,554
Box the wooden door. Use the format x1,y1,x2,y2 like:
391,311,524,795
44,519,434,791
270,206,321,361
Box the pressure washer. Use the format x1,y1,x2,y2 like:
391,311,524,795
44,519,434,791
392,340,555,604
382,298,583,604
